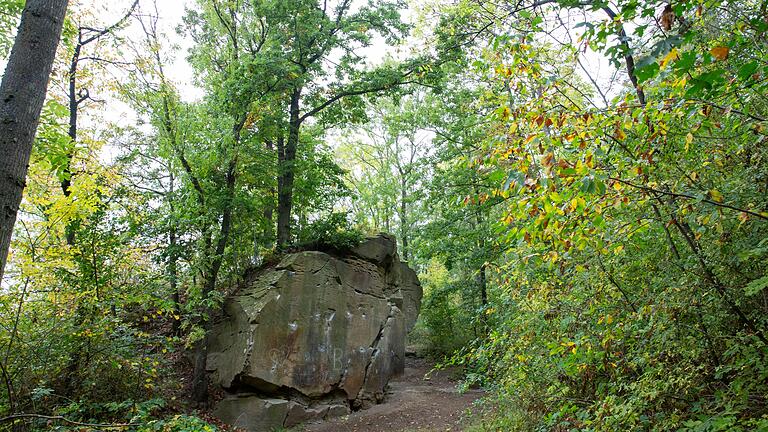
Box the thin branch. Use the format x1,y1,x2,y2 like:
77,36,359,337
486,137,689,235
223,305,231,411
0,413,134,428
611,177,768,221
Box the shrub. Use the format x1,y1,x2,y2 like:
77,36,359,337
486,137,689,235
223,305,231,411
296,212,365,253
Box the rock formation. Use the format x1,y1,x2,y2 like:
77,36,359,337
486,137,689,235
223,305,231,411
207,234,422,431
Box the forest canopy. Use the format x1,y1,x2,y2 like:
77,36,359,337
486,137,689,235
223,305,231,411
1,0,767,430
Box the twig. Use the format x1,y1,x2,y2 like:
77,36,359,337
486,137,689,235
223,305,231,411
610,177,768,221
0,413,134,428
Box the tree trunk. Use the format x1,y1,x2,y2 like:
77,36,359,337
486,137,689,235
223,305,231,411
399,177,409,261
191,273,216,404
191,119,241,403
191,178,235,402
169,222,181,337
262,140,276,251
60,41,82,246
479,262,487,306
276,89,302,248
0,0,69,280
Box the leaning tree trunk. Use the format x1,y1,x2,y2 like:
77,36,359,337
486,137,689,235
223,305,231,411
0,0,70,280
191,118,242,403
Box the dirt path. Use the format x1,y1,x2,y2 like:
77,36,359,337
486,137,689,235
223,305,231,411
300,356,483,432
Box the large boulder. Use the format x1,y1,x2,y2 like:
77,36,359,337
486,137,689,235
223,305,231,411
207,234,422,431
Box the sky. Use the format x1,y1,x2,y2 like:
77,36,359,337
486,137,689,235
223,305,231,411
133,0,202,101
0,0,620,159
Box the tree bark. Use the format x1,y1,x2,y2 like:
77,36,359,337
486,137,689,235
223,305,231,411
276,88,302,248
62,41,81,246
261,140,276,251
601,7,646,105
0,0,69,280
62,0,136,246
399,176,409,261
169,195,181,337
191,117,243,403
191,160,236,403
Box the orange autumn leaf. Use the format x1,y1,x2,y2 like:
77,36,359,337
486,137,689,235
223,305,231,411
615,126,627,141
710,46,729,61
542,152,555,167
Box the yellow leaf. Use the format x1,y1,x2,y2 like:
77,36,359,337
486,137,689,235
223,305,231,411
660,48,679,68
710,46,729,61
709,189,724,203
606,315,614,324
570,198,579,211
524,134,536,145
738,212,749,224
499,106,512,120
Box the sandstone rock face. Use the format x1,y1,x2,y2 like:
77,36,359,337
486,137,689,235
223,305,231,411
208,234,422,431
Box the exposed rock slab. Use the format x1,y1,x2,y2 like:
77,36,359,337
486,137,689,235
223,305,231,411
208,234,422,431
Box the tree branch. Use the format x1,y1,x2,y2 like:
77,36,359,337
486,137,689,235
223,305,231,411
0,413,134,428
610,177,768,221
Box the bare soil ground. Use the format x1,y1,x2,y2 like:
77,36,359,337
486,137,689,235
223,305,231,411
300,356,484,432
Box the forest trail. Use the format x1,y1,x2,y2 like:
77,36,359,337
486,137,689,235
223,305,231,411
300,356,483,432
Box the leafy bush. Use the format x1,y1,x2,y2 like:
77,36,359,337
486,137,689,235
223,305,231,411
296,212,365,253
135,414,218,432
413,259,477,357
18,399,220,432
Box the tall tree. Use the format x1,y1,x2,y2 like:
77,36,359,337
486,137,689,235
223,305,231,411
261,0,410,247
340,92,432,260
0,0,69,280
60,0,138,245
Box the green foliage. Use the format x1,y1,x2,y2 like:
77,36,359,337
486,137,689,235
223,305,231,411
135,414,218,432
296,212,365,253
5,0,768,430
414,259,476,356
0,0,22,57
425,0,768,429
13,398,219,432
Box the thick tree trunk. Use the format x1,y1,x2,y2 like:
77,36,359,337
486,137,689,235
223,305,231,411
261,140,276,251
276,89,301,248
0,0,69,280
